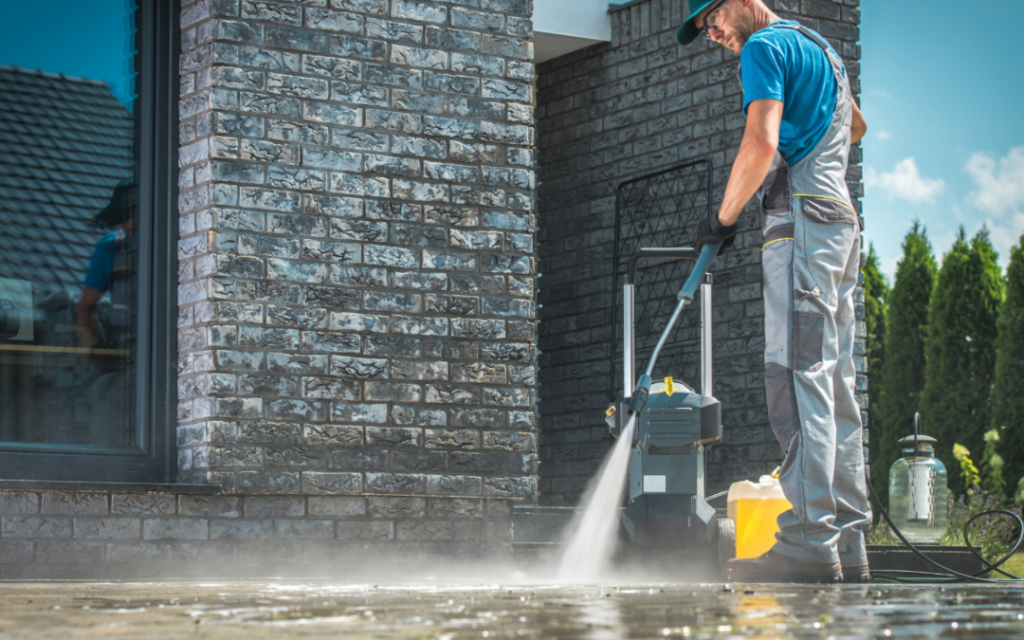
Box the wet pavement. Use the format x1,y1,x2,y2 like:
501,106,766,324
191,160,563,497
1,579,1024,639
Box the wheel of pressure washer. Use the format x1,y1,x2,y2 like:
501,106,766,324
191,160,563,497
717,517,736,567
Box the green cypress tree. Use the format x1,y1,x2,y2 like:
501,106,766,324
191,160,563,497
875,222,936,505
993,234,1024,488
921,227,1003,497
862,243,889,497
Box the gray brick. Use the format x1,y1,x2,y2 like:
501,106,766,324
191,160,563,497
74,517,142,540
397,519,453,541
392,405,447,427
244,496,305,517
302,471,363,494
330,81,390,106
367,19,424,43
393,450,448,472
107,542,174,563
330,35,387,61
366,472,424,494
40,493,108,515
337,520,393,540
306,8,364,33
392,0,447,24
390,45,447,70
0,492,39,515
304,425,364,446
210,518,274,539
265,25,328,53
308,496,366,517
426,475,482,496
143,518,209,540
275,519,334,538
332,0,388,15
111,494,176,515
303,54,362,80
241,1,301,25
367,496,425,518
2,517,72,538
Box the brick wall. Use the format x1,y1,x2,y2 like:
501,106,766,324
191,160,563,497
0,489,513,578
535,0,865,504
175,0,540,499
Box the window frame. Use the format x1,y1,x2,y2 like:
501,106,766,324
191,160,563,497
0,0,180,482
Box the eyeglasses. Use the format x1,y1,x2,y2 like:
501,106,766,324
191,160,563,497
698,0,727,40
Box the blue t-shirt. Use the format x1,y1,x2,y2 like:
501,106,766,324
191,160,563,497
740,21,843,166
83,231,117,293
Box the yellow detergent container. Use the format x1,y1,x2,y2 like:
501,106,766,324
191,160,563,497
727,475,793,559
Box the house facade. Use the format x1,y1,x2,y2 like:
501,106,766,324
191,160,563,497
0,0,864,577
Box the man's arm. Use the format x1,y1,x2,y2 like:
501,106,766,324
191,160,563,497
75,286,103,348
717,99,783,226
851,99,867,144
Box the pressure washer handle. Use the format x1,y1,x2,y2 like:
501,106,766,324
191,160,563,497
677,243,721,302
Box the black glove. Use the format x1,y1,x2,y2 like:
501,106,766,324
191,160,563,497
693,213,737,256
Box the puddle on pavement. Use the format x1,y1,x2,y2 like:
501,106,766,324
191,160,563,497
0,581,1023,638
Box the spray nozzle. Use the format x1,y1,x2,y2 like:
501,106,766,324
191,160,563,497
627,374,652,417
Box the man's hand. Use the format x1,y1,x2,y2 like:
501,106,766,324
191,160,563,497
693,213,737,255
716,98,783,226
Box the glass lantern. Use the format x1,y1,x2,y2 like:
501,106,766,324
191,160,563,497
888,414,948,544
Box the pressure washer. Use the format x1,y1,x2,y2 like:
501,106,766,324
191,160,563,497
605,244,723,553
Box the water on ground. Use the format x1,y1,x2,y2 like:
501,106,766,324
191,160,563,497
1,580,1023,639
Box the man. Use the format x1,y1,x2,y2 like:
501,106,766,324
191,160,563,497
680,0,872,583
76,179,136,348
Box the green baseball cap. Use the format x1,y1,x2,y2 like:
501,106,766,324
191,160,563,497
95,178,137,227
676,0,720,46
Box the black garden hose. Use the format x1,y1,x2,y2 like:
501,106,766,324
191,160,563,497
866,479,1024,583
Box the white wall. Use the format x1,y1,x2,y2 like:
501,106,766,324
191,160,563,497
533,0,613,64
533,0,613,41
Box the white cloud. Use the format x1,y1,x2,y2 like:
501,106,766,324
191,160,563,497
963,146,1024,264
866,158,945,204
876,130,892,141
965,147,1024,216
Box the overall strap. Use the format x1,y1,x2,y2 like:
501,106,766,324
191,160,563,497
769,23,845,76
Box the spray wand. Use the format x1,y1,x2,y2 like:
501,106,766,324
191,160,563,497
621,242,721,422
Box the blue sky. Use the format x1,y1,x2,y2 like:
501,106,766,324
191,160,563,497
860,0,1024,281
0,0,134,105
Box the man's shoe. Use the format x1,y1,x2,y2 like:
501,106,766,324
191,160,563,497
841,564,871,583
723,550,842,584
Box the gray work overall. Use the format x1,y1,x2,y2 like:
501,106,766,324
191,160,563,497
755,23,872,566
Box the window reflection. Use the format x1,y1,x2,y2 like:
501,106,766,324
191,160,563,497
0,0,138,447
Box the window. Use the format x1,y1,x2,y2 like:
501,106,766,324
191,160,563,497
0,0,178,481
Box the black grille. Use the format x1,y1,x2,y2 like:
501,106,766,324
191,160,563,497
611,160,713,399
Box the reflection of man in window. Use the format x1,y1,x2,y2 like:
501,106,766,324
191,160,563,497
76,179,136,348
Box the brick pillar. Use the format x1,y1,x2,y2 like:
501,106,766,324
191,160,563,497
535,0,864,504
176,0,539,498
